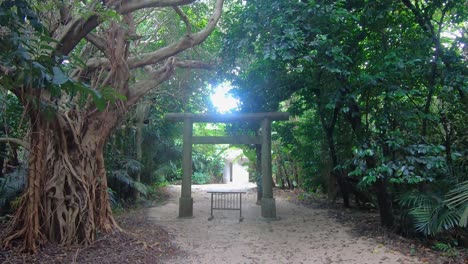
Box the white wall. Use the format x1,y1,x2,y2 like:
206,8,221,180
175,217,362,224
222,156,249,184
223,162,230,183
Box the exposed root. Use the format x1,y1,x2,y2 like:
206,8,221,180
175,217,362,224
2,112,120,253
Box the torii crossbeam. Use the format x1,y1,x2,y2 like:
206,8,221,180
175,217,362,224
165,112,290,219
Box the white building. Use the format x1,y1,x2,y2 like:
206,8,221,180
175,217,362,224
222,150,250,184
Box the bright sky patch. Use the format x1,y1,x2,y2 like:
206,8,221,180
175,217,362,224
210,82,239,113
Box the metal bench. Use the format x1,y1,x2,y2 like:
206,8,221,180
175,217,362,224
207,191,246,222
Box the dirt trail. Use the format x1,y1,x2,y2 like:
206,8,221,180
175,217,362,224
148,184,421,264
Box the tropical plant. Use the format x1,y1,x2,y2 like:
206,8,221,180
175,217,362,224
433,241,460,257
192,172,210,185
0,167,27,215
109,169,149,198
446,180,468,227
192,149,224,184
399,190,465,237
218,0,467,233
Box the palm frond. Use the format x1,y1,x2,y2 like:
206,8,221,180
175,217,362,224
436,207,461,232
445,180,468,227
110,170,134,187
109,170,149,196
409,207,433,235
398,190,438,210
133,182,149,196
446,180,468,208
122,159,143,175
460,206,468,227
399,190,464,236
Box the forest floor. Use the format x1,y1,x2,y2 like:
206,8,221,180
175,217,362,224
151,184,465,264
0,184,466,263
0,197,179,263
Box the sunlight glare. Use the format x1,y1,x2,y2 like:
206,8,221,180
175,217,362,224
210,82,239,113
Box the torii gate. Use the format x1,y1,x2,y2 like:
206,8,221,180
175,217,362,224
165,112,290,219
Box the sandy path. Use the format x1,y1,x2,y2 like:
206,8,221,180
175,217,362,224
148,184,421,264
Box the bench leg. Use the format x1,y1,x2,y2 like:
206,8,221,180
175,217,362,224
208,192,214,221
239,193,243,222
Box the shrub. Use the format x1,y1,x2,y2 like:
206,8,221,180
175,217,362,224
192,172,210,185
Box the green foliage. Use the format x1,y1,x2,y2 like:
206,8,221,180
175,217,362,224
109,169,149,197
146,182,170,203
348,142,448,187
153,161,181,183
219,0,467,240
0,92,27,139
398,190,465,236
192,172,210,185
0,167,26,215
0,0,127,114
433,242,460,257
192,149,224,184
445,181,468,227
1,0,69,91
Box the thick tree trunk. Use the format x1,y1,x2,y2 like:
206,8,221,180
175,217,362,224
316,86,351,207
3,110,119,252
365,154,394,228
375,177,394,227
324,127,350,207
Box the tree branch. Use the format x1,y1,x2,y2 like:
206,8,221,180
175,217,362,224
400,0,434,37
174,59,215,70
125,58,214,107
173,6,192,35
86,0,224,70
0,138,30,150
118,0,197,14
53,0,209,59
54,15,100,56
85,33,108,55
126,57,177,106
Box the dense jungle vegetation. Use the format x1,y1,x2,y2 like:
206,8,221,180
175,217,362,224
0,0,466,254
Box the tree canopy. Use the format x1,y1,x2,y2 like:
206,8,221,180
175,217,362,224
219,0,467,238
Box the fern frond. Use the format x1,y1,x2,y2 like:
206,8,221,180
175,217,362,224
110,170,134,187
109,170,149,196
133,182,149,196
123,159,143,175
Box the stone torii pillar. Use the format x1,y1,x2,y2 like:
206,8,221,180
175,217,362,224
180,118,193,217
165,112,289,219
260,117,275,218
